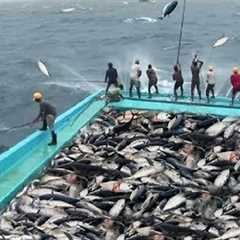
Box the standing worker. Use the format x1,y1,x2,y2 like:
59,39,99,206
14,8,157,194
206,66,216,103
146,64,159,98
172,64,184,101
32,92,57,145
105,62,118,94
129,60,142,98
231,67,240,105
191,54,204,101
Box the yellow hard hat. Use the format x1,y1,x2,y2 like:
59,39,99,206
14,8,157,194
32,91,43,101
233,67,239,73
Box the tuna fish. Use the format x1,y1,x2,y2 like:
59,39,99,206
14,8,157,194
159,1,178,20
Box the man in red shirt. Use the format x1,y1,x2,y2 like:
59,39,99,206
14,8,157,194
231,67,240,105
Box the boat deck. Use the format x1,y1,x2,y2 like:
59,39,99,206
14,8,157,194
0,90,240,210
110,92,240,117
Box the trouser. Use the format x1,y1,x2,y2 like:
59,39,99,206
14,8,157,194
191,80,201,100
148,80,159,97
232,88,240,105
129,78,141,98
105,80,118,94
206,84,215,101
42,114,57,145
174,81,183,101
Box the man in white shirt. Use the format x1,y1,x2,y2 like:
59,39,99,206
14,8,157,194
206,66,216,103
129,60,142,98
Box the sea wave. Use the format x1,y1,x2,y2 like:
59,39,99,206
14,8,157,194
124,17,157,24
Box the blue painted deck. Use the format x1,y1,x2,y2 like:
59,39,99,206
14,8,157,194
0,90,240,210
110,92,240,117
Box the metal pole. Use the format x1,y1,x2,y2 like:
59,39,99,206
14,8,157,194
176,0,186,64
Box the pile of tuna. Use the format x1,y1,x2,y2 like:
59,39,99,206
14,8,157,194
2,109,240,240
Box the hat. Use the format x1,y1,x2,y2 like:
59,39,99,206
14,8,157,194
233,67,239,73
208,65,214,71
32,91,43,101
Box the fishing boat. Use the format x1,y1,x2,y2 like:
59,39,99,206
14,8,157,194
0,89,239,210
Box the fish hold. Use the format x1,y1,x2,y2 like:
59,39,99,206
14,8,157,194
109,199,126,218
214,169,230,188
163,193,186,211
168,114,183,130
206,122,228,137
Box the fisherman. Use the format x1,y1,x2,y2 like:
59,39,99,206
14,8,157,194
231,67,240,105
32,92,57,145
206,66,216,103
172,64,184,101
191,54,204,101
129,60,142,98
146,64,159,98
105,62,118,94
106,83,124,103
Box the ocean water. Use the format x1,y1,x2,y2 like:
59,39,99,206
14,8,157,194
0,0,240,151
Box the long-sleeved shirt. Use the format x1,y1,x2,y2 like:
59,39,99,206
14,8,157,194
231,73,240,90
206,71,216,85
37,102,57,120
105,67,118,83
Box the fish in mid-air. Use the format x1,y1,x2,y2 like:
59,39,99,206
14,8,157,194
212,36,229,48
159,0,178,20
37,60,50,77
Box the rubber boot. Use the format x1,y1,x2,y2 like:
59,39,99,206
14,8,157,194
48,131,57,146
39,119,47,131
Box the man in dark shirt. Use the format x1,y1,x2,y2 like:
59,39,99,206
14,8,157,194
172,64,184,101
146,64,159,98
32,92,57,145
105,62,118,94
191,54,203,101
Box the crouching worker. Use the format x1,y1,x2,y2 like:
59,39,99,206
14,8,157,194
106,84,124,103
32,92,57,145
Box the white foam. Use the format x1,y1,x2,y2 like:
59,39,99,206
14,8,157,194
60,8,76,13
124,17,157,24
135,17,157,23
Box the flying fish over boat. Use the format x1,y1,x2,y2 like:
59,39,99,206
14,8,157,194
159,0,178,20
212,36,229,48
37,60,50,77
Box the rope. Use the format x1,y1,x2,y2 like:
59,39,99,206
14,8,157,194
176,0,187,64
